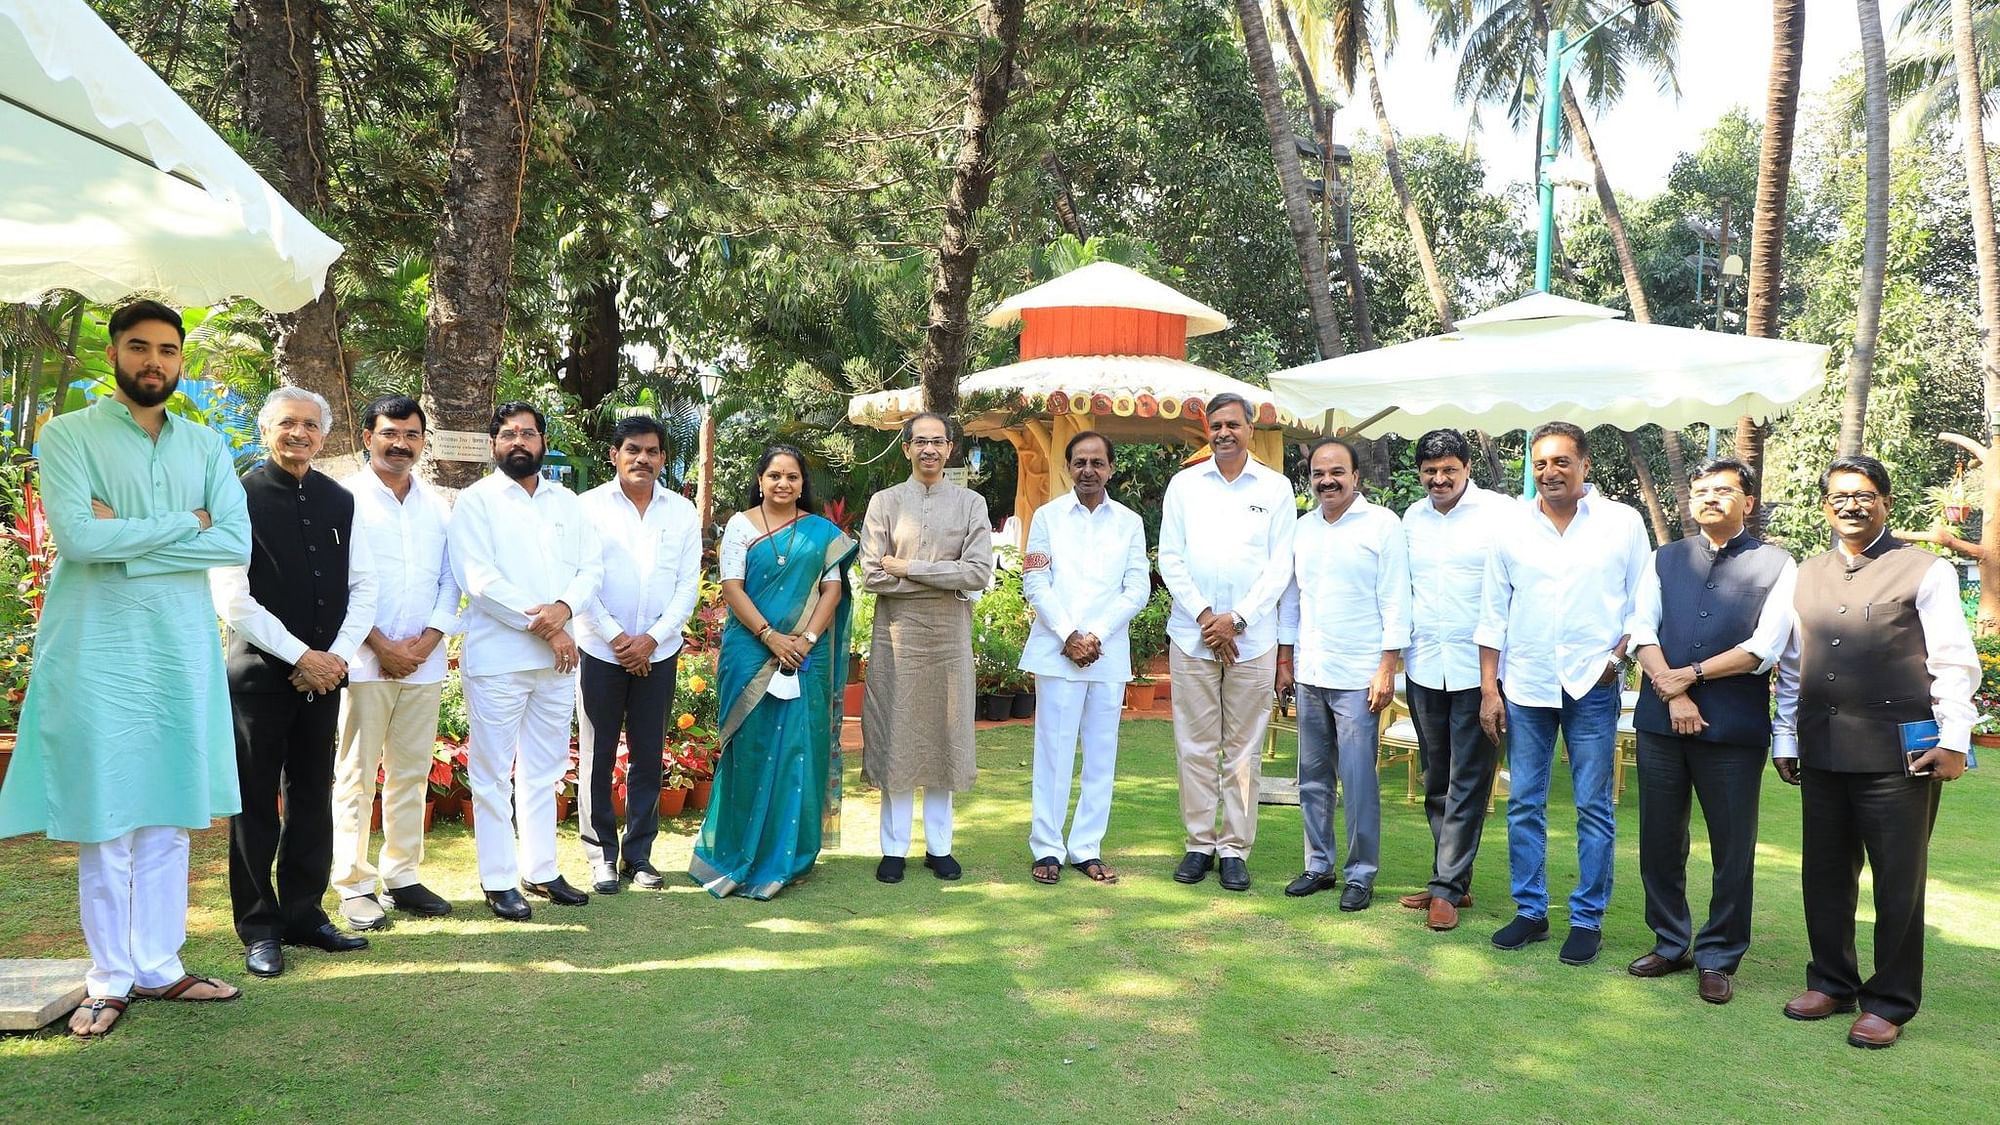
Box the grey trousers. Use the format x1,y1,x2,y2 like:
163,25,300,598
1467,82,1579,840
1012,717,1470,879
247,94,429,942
1296,683,1381,887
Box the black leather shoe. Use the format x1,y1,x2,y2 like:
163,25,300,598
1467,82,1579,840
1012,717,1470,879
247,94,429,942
1338,882,1373,912
244,939,284,978
923,853,963,881
485,889,532,921
522,875,589,906
381,882,452,917
1284,871,1338,897
1218,857,1250,892
622,861,665,890
285,923,369,953
1172,851,1215,884
876,856,906,884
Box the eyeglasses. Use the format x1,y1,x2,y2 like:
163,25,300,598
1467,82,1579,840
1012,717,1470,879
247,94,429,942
497,428,541,443
907,437,951,448
1826,491,1881,510
1689,486,1741,500
372,428,424,443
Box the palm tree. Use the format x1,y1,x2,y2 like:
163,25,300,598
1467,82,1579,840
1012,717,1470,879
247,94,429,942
1737,0,1807,482
1324,0,1455,329
1869,0,2000,139
1273,0,1377,347
1952,0,2000,630
1234,0,1348,359
1838,0,1892,456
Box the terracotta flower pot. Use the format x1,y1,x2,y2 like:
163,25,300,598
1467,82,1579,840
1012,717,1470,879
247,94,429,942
612,784,627,819
461,799,475,832
659,787,689,817
555,795,572,823
423,800,436,833
1124,682,1157,711
843,682,865,715
370,798,383,832
1973,732,2000,749
688,778,714,812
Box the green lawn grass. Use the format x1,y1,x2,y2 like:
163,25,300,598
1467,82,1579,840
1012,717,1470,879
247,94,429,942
2,718,1997,1122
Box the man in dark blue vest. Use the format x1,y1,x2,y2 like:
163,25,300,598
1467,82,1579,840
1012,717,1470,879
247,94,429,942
1625,458,1795,1005
212,387,377,979
1773,454,1976,1049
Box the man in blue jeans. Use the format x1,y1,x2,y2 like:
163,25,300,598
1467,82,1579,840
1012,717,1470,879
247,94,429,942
1474,421,1650,965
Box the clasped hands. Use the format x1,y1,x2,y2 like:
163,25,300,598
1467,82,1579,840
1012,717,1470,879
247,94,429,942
91,498,210,529
1195,608,1239,664
526,603,578,674
366,629,443,680
762,627,812,672
1063,630,1102,668
289,650,345,694
1646,665,1708,736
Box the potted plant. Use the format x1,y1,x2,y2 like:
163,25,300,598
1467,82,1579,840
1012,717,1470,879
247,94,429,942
1124,586,1172,711
972,559,1033,721
848,584,875,683
661,746,695,817
427,753,458,828
1973,633,2000,749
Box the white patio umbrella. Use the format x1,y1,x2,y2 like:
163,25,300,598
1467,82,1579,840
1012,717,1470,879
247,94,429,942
0,0,341,311
1267,292,1831,437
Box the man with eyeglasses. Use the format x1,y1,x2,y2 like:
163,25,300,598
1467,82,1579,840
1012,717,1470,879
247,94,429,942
1624,459,1795,1005
1771,454,1976,1049
860,412,993,883
448,403,603,920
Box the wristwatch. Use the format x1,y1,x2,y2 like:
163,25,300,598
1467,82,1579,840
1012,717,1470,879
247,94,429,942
803,631,820,645
1692,660,1706,684
1230,612,1247,635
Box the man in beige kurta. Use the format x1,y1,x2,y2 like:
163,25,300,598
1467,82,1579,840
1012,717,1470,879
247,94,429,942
861,413,993,883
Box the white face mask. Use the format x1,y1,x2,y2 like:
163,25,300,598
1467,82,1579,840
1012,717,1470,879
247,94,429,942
766,666,801,700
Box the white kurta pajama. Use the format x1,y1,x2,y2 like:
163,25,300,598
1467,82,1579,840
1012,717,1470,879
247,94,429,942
334,469,462,901
1020,491,1149,864
448,472,602,892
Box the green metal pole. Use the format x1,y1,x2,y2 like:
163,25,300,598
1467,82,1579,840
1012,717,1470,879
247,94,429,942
1534,27,1566,294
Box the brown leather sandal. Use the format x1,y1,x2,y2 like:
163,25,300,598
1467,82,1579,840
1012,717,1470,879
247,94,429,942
134,973,241,1002
1032,857,1062,885
69,996,128,1038
1072,859,1119,884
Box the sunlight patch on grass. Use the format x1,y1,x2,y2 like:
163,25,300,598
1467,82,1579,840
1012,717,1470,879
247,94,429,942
741,917,829,935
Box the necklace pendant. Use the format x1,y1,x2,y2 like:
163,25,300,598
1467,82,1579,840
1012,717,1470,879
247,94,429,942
777,554,788,565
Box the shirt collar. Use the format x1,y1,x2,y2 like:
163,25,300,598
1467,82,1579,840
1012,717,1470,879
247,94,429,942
1312,493,1374,526
95,393,179,435
1837,528,1890,562
1064,490,1116,517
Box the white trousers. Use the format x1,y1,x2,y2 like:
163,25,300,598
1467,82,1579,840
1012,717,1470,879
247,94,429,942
1028,677,1123,862
79,826,189,998
880,788,954,857
332,680,445,898
464,668,573,891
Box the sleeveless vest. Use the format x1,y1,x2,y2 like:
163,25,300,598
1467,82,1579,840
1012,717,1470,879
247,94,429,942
1793,537,1937,772
1634,533,1791,746
227,460,354,693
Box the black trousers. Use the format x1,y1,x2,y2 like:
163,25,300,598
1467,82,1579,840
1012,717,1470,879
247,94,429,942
1406,681,1497,900
577,652,677,869
1634,731,1765,972
228,687,342,943
1800,766,1941,1025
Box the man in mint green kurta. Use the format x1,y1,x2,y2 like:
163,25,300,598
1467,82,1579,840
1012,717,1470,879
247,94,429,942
0,301,250,1035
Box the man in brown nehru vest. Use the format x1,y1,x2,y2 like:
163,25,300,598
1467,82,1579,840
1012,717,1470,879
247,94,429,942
1772,454,1976,1049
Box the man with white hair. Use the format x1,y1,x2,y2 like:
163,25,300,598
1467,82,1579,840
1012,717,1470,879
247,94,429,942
212,386,377,978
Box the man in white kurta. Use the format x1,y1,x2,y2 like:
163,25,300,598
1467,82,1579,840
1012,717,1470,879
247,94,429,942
448,403,603,920
333,395,463,929
1021,433,1149,885
1158,394,1296,893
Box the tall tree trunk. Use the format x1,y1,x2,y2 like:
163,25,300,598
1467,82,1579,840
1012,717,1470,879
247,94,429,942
1838,0,1890,457
1659,425,1691,536
1473,428,1506,491
563,276,622,445
1559,86,1652,325
1738,0,1805,485
1622,430,1670,546
917,0,1027,416
1274,0,1374,347
1233,0,1345,360
1358,34,1453,330
1041,153,1088,240
421,0,550,488
1954,0,2000,633
235,0,356,458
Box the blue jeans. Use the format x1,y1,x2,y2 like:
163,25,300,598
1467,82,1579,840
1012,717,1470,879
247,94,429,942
1503,681,1619,929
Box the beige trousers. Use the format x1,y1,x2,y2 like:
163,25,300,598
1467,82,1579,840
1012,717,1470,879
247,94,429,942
1170,642,1276,859
332,679,445,899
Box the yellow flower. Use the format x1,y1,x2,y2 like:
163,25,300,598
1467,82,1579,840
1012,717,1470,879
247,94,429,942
13,644,26,655
678,712,696,730
688,676,708,694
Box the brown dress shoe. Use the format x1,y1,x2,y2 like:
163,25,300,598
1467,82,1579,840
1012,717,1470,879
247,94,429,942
1399,891,1474,910
1627,952,1695,978
1783,990,1858,1021
1697,969,1734,1004
1426,896,1459,931
1847,1012,1900,1049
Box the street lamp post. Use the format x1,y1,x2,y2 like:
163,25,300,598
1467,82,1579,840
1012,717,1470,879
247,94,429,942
1534,2,1657,292
696,365,723,549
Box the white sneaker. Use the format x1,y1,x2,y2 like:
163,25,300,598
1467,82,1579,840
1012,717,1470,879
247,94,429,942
340,894,388,931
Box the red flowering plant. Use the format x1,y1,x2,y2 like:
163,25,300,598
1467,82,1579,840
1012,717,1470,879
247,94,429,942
0,465,52,729
1973,633,2000,736
670,651,721,781
428,754,457,799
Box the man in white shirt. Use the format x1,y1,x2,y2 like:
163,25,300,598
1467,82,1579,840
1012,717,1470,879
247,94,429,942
1021,432,1150,886
1771,455,1975,1049
332,396,463,931
1275,437,1410,912
212,387,377,978
1398,429,1513,932
448,403,603,921
575,415,701,894
1475,420,1649,967
1158,393,1297,892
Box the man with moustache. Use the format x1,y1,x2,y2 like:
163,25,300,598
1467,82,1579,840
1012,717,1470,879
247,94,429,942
1021,431,1149,886
860,412,993,882
574,415,701,893
212,387,378,978
0,300,251,1035
1158,393,1296,892
1773,455,1975,1049
1397,429,1513,932
449,403,603,920
331,395,462,930
1275,437,1410,912
1476,420,1649,965
1625,459,1795,1004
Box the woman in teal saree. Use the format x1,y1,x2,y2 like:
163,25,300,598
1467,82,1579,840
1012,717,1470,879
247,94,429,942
691,446,856,899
